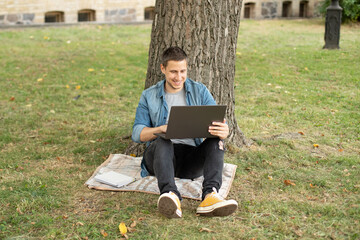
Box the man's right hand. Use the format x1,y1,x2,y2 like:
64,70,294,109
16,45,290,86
139,125,167,142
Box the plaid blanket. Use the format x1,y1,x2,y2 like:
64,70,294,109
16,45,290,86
85,154,237,200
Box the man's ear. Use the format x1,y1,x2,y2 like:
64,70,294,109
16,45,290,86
160,64,166,74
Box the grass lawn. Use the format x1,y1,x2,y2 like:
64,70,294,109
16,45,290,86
0,19,359,239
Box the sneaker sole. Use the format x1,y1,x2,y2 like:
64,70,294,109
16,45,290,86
196,200,238,217
158,196,181,218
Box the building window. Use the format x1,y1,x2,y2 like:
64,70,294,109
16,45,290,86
244,3,256,19
78,9,96,22
282,1,292,17
144,7,155,20
45,11,64,23
299,1,308,17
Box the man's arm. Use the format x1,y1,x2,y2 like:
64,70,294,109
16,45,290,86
140,125,167,142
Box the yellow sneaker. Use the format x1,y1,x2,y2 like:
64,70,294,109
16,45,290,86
196,188,238,217
157,192,182,218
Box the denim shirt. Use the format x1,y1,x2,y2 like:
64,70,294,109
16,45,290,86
132,78,216,177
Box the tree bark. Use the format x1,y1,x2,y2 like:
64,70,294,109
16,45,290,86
145,0,250,147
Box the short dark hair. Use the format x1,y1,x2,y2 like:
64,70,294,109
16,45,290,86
161,46,187,68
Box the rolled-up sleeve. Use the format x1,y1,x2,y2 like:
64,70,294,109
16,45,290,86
132,94,151,143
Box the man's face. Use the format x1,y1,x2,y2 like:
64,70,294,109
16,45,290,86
161,60,187,93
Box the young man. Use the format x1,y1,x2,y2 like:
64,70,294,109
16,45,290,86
132,46,238,218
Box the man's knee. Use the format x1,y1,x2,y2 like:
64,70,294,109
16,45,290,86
154,137,173,151
204,138,225,152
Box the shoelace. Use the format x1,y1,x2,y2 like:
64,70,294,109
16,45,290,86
211,187,224,200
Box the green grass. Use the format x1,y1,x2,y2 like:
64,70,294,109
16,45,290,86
1,19,359,239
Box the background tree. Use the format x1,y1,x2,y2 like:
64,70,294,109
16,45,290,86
126,0,251,156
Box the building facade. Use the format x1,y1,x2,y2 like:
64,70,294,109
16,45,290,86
0,0,156,25
0,0,320,26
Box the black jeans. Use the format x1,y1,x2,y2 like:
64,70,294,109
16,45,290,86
143,137,225,200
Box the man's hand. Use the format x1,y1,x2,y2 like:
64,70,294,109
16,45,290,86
208,119,229,140
140,125,167,142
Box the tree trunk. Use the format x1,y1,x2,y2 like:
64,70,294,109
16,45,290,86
145,0,250,147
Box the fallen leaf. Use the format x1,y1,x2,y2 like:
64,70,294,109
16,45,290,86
130,154,136,157
119,222,127,235
268,176,273,180
304,67,309,71
16,207,23,215
284,180,296,186
43,36,49,40
199,227,214,233
298,131,305,135
130,220,137,228
37,78,43,82
338,149,344,152
100,229,108,237
76,85,81,90
76,221,84,226
10,96,15,101
88,68,95,72
66,85,70,88
309,184,316,188
313,144,319,148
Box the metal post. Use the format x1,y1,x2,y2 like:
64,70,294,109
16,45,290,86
323,0,343,49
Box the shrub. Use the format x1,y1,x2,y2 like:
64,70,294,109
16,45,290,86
318,0,360,22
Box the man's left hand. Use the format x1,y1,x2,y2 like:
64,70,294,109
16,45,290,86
208,119,229,140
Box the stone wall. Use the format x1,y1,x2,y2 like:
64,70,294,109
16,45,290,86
105,8,136,22
261,2,278,18
0,13,35,25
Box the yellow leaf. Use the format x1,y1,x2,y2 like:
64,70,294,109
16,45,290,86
119,222,127,235
304,67,309,71
268,176,273,180
130,154,136,157
313,144,319,148
284,179,296,186
88,68,95,72
66,85,70,89
309,183,316,188
76,85,81,90
100,229,108,237
37,78,43,82
43,36,49,40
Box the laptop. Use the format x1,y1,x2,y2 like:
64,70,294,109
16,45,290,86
154,105,227,139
